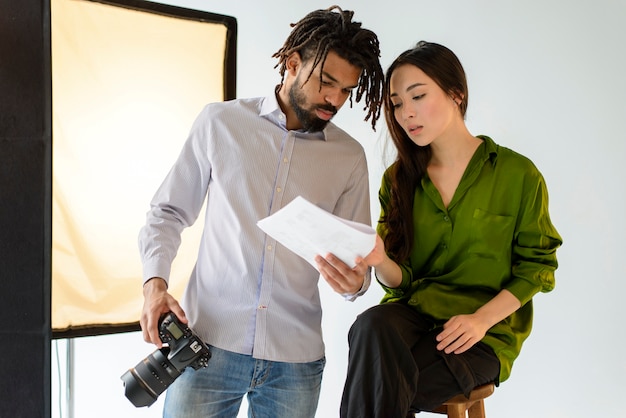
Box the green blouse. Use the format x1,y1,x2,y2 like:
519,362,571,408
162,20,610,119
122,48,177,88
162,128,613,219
377,135,562,382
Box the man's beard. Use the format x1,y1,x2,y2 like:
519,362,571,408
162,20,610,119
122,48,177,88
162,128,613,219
288,83,336,133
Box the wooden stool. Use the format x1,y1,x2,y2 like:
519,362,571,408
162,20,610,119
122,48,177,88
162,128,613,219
429,383,495,418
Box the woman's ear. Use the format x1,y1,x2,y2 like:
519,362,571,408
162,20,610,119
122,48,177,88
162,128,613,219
450,91,464,107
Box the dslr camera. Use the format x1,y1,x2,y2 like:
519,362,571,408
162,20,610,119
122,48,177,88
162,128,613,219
121,312,211,407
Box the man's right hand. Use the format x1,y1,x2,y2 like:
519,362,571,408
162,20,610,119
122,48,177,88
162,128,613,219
140,277,187,348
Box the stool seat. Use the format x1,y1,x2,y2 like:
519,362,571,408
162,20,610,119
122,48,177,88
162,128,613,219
429,382,495,418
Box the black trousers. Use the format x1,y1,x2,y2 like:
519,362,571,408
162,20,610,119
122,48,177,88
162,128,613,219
340,303,500,418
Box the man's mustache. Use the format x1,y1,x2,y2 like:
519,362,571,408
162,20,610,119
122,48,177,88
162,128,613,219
317,104,337,114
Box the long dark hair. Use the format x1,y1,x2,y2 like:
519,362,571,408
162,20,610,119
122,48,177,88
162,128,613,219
272,6,384,130
381,41,468,262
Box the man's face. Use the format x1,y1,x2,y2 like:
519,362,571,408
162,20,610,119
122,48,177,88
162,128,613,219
288,75,334,132
288,50,361,132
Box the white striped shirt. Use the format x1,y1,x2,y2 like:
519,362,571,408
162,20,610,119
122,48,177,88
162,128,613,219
139,92,371,362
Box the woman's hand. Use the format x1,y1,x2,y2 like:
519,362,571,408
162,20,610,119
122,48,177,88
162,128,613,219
436,289,522,354
363,235,403,288
363,234,386,268
436,313,490,354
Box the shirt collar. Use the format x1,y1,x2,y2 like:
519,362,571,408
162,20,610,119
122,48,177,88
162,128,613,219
476,135,498,164
260,88,327,141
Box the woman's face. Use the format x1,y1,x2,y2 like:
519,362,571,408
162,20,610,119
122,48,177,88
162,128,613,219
389,64,458,147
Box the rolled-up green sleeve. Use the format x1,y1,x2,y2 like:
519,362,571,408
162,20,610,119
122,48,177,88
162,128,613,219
377,262,413,297
507,172,562,306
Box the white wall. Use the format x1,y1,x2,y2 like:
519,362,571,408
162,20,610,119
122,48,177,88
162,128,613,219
56,1,626,417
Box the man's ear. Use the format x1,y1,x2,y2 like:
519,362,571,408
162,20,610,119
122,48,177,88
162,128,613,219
285,52,302,76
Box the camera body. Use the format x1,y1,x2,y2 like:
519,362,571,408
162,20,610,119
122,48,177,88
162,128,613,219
121,312,211,407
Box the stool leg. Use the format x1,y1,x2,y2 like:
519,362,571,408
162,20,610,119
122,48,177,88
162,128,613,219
467,399,486,418
446,403,467,418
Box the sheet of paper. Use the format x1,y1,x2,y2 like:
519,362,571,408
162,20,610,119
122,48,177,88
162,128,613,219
257,196,376,269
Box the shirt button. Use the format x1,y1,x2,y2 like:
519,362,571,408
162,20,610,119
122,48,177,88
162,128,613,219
442,243,447,249
443,215,450,222
283,157,288,163
276,187,282,193
267,245,272,251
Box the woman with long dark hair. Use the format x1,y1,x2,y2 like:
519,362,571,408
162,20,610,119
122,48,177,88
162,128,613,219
337,41,562,417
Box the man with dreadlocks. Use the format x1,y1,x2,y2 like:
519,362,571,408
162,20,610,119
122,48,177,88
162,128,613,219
138,6,384,417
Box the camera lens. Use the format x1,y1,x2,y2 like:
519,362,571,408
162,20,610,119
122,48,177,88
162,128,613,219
121,347,181,407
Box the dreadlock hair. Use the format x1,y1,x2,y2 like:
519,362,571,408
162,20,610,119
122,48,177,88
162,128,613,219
272,5,384,130
381,41,468,262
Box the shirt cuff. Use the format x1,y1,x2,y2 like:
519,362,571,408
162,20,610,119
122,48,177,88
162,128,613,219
341,269,372,301
142,257,172,286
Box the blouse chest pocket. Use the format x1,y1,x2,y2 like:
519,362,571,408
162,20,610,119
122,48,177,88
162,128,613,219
467,208,515,261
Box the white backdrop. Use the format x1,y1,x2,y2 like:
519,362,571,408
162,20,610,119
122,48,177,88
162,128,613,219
55,1,626,417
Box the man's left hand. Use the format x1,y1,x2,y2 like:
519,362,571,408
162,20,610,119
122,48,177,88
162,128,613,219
315,253,368,296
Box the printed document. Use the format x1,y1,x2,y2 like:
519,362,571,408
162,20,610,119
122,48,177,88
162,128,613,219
257,196,376,269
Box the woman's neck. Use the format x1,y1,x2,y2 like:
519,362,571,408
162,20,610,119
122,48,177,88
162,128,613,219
429,127,481,168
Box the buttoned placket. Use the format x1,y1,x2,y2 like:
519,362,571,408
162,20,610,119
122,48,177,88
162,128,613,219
423,178,454,277
253,129,296,356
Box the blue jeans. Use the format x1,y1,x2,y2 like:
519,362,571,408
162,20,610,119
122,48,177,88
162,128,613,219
163,345,325,418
